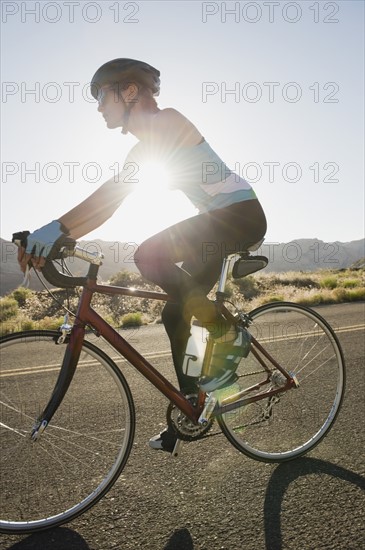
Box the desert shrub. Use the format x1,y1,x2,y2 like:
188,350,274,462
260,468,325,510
11,287,32,307
108,271,148,320
0,320,17,335
334,287,365,302
109,270,144,287
36,316,65,330
333,288,347,302
347,288,365,301
341,279,361,288
285,276,319,289
296,294,319,306
121,312,143,328
297,289,338,306
20,319,35,331
269,273,318,289
232,276,259,299
223,280,236,298
261,294,285,305
0,317,35,335
320,276,338,289
0,297,19,322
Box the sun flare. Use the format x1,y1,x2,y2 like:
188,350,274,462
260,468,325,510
133,161,170,195
112,160,196,243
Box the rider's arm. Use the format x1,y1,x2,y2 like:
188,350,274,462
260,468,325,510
58,174,130,239
17,164,134,271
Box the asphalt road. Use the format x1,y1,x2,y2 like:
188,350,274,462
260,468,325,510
1,302,364,550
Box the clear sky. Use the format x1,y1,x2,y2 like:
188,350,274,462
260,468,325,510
1,0,364,246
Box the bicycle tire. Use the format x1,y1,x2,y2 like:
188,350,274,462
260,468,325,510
0,330,135,534
217,302,345,463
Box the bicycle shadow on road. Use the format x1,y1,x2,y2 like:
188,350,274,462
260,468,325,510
263,457,365,550
163,527,194,549
5,527,194,550
5,527,91,550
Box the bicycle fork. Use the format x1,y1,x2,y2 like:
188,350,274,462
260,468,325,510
31,322,86,441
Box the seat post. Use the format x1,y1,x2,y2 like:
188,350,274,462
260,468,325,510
216,254,235,295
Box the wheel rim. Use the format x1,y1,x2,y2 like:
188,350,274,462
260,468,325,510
0,331,134,532
218,304,345,461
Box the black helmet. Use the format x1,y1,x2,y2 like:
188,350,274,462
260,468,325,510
90,58,160,98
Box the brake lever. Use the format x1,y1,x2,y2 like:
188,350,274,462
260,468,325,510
12,230,30,248
12,231,32,287
47,236,76,261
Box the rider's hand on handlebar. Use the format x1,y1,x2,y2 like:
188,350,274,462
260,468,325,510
14,220,70,273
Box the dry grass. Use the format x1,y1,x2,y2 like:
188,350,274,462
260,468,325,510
0,268,364,335
220,268,365,311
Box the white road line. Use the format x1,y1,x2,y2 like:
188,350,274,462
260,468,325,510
1,324,363,378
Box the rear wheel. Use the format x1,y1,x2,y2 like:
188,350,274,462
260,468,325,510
217,303,345,462
0,330,135,533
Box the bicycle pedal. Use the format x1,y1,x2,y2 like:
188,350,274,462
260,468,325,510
171,439,183,458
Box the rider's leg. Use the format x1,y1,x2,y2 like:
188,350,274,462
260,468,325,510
135,200,267,342
135,211,233,340
137,200,266,450
136,200,266,384
160,252,223,394
161,301,196,394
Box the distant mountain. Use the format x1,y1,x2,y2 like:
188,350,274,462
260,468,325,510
1,237,364,295
257,238,365,273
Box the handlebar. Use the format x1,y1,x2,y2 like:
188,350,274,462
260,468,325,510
12,231,104,289
42,245,104,288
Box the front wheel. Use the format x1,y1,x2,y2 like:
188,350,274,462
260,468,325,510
0,330,135,534
217,303,345,462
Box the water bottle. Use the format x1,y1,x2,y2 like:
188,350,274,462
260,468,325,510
182,321,208,377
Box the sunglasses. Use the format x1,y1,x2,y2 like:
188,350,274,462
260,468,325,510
96,86,121,105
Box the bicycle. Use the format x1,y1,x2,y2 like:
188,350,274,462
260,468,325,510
0,235,345,534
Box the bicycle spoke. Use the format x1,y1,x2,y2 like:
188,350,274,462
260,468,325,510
299,353,337,382
218,303,345,462
0,422,27,437
0,331,135,533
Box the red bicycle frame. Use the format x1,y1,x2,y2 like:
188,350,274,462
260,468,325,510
33,255,298,437
72,279,201,422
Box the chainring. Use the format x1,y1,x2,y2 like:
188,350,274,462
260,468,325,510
166,394,214,442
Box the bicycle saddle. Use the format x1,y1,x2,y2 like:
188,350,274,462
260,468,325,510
231,239,268,279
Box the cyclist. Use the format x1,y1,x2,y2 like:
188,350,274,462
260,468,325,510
18,59,267,452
